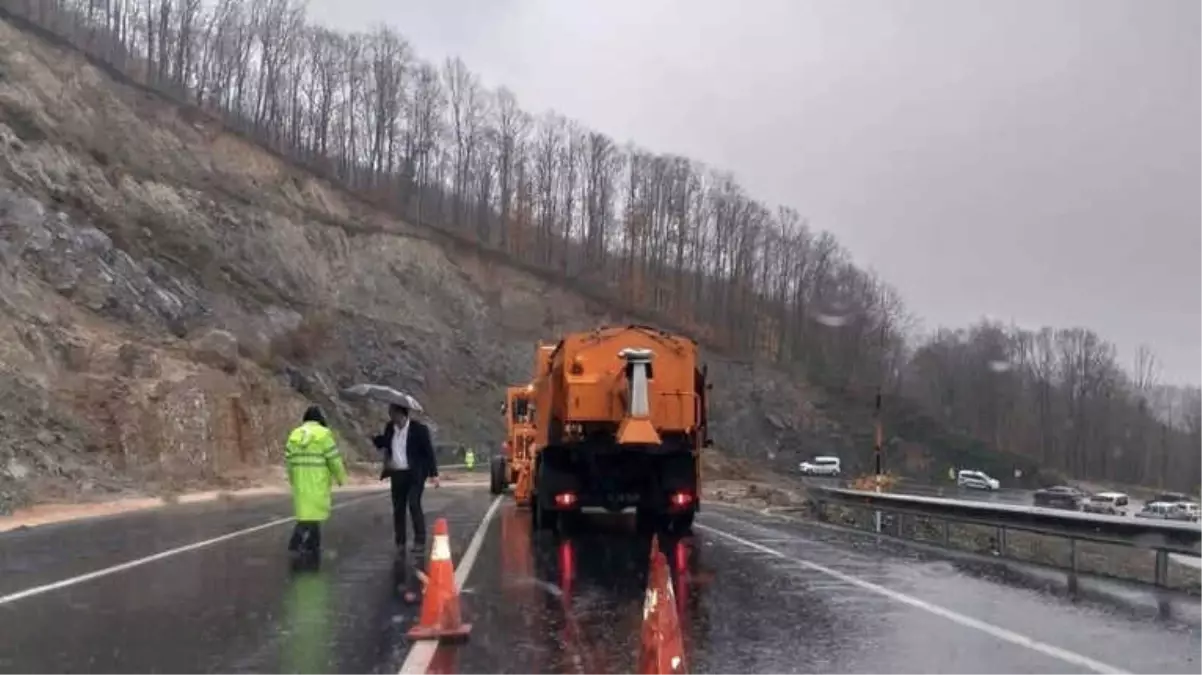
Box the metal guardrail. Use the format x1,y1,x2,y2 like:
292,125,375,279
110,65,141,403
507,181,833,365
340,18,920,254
886,480,1035,504
809,485,1202,590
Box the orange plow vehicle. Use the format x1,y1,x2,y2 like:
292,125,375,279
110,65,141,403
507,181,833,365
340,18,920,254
492,383,537,499
520,325,711,534
492,343,556,503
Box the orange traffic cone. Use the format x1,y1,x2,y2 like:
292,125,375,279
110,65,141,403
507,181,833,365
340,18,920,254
407,518,472,641
639,536,687,674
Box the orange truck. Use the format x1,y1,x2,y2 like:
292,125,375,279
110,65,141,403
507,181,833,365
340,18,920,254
492,342,556,498
493,383,536,496
521,324,711,533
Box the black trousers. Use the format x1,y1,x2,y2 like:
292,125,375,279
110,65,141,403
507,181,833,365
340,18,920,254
288,521,322,552
389,470,426,547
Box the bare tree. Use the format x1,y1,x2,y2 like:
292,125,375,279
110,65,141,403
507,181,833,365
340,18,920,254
9,0,1194,490
493,87,528,252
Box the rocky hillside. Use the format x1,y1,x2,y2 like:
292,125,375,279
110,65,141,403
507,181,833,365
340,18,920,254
0,14,893,512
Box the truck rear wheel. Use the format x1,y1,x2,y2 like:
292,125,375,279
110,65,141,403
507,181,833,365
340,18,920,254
636,507,658,534
664,511,694,535
532,455,559,531
637,508,695,535
490,455,507,495
533,499,557,531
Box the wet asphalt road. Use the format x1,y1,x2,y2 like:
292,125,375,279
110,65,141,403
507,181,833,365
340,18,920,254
1,488,1199,674
0,488,494,673
454,504,1200,674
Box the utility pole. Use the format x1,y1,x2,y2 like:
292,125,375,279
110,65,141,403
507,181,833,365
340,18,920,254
873,386,884,534
874,389,883,477
873,323,886,534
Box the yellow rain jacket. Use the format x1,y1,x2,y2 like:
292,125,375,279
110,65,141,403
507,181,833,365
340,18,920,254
285,420,348,522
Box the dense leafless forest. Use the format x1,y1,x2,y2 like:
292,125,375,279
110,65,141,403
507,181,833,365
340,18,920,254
2,0,1198,491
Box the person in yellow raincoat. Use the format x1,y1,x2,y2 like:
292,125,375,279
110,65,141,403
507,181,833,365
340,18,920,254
286,406,348,558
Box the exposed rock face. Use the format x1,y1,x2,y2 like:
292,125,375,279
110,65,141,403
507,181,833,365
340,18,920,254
190,329,239,374
0,16,850,513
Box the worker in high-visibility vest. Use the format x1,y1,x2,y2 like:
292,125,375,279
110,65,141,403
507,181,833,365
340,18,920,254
285,406,347,558
464,447,476,471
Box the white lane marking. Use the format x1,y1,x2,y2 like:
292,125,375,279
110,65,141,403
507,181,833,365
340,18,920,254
696,522,1129,675
398,494,504,675
0,491,387,607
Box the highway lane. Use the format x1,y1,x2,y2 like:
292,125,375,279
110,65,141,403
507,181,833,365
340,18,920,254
0,487,496,673
1,486,1198,673
698,506,1200,672
0,492,343,599
451,503,1200,674
879,480,1158,516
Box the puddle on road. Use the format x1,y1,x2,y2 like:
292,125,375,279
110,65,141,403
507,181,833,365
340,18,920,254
456,505,712,674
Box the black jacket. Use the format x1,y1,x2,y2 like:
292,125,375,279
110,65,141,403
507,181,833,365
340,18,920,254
372,419,438,480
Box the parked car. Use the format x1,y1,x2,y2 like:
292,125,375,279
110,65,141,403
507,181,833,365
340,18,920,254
1150,491,1192,505
956,469,1000,491
799,456,841,477
1082,492,1129,516
1033,485,1088,510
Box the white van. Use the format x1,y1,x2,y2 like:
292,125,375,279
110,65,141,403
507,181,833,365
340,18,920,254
957,469,1000,491
1083,492,1129,516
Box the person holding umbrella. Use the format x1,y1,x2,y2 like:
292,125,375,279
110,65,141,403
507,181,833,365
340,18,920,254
373,401,440,555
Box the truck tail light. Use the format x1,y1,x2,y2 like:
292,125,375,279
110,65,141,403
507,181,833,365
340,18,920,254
670,491,694,508
554,492,578,508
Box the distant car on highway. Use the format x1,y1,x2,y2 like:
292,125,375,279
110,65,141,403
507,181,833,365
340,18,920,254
956,469,1000,491
1170,502,1200,522
1134,499,1173,521
1033,485,1088,510
1129,499,1197,521
799,456,841,477
1082,492,1129,516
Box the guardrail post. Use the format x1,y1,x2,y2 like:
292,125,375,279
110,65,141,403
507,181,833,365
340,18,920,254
1154,549,1169,588
1067,539,1079,595
995,526,1007,557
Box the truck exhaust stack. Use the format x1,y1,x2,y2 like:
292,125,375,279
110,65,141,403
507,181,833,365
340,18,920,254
617,347,662,446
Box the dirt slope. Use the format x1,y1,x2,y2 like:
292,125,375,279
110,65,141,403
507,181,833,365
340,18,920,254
0,16,864,512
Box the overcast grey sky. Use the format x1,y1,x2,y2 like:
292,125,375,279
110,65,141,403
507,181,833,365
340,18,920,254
307,0,1200,385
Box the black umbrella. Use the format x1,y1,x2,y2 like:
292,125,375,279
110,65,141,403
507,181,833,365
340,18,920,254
340,383,425,414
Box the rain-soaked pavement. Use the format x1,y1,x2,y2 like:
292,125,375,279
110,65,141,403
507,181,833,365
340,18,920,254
0,488,495,673
1,487,1198,673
